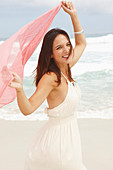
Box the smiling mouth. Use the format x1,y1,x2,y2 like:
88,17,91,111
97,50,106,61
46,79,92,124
62,55,70,60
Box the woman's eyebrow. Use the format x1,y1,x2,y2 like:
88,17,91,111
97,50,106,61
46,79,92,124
55,42,70,48
55,45,62,48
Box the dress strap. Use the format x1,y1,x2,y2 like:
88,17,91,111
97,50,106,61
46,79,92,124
61,72,77,87
61,72,69,83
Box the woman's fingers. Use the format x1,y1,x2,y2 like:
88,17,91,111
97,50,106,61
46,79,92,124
61,1,76,13
8,71,23,91
10,71,17,77
8,82,22,90
9,71,23,85
61,3,70,13
61,1,75,14
9,71,21,80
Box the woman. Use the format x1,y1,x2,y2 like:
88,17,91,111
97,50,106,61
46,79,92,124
9,1,87,170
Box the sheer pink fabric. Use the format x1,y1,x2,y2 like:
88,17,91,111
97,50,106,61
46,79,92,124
0,3,61,108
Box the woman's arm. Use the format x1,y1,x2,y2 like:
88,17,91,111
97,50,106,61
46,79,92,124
61,1,87,67
8,72,57,116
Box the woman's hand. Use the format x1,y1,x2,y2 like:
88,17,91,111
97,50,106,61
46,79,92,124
8,72,23,92
61,1,77,16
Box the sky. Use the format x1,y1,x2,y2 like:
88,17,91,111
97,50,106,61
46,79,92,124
0,0,113,39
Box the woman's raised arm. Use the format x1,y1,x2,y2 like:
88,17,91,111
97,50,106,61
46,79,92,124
61,1,87,67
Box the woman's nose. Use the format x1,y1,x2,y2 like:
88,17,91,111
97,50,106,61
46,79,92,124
63,46,69,53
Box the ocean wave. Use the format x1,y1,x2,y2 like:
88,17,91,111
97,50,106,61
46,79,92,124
71,63,113,76
86,34,113,44
2,57,112,78
1,109,113,120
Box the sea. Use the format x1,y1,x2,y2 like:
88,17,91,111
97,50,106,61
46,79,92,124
0,34,113,120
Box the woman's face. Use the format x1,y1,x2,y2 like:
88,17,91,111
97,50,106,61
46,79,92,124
52,34,72,66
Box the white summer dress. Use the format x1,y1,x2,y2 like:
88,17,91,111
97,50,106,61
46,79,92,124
24,72,87,170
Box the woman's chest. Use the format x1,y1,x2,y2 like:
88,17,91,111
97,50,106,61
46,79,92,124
47,82,68,109
47,82,81,109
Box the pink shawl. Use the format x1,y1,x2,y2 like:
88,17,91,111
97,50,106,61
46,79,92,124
0,3,61,108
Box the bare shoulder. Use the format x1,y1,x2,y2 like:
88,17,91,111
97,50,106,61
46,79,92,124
39,72,58,88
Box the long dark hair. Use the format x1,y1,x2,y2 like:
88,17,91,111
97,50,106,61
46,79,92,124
32,28,74,87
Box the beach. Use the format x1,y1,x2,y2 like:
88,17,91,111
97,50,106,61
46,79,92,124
0,118,113,170
0,1,113,169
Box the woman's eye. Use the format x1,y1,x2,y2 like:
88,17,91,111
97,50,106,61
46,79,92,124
56,47,61,50
67,43,71,46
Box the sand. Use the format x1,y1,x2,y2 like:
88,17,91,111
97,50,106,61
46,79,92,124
0,118,113,170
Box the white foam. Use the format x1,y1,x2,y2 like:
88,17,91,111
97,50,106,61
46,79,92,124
86,34,113,44
71,34,113,52
1,109,113,120
24,59,113,78
0,109,49,121
71,63,113,76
